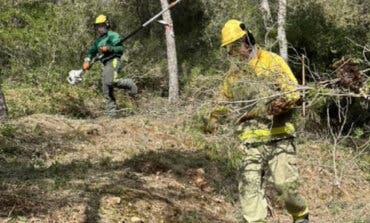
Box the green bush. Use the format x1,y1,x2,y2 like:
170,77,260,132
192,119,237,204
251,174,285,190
3,78,103,118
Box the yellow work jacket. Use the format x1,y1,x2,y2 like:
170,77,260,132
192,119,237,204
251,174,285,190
219,48,299,143
222,48,299,101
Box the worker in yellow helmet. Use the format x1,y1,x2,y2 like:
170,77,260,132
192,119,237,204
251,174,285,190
215,19,309,223
82,15,137,117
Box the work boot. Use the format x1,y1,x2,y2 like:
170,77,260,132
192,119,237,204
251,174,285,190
115,78,138,96
106,109,118,118
118,108,135,118
294,215,309,223
105,101,118,118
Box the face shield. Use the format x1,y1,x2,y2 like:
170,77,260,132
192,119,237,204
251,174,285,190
94,23,108,35
225,38,246,57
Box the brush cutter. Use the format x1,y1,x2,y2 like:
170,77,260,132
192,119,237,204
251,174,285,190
67,56,101,84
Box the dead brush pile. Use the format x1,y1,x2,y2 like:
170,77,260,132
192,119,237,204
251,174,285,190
333,56,367,93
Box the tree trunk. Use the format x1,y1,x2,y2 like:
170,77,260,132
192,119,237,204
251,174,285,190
260,0,274,48
277,0,288,62
159,0,179,103
0,90,8,122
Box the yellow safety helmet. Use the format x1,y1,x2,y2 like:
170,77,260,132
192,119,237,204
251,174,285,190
94,14,109,26
221,19,247,47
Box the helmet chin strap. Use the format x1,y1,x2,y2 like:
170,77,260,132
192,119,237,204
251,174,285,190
245,35,253,48
242,35,257,61
247,45,257,61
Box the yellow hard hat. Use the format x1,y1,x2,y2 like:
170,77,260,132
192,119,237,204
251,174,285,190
94,14,108,24
221,19,247,47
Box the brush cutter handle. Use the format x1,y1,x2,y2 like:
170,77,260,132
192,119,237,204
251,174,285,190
85,54,104,69
118,0,183,45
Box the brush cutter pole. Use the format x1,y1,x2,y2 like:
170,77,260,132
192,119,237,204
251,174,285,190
119,0,182,44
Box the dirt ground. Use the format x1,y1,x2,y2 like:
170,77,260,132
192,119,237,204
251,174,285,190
0,99,369,223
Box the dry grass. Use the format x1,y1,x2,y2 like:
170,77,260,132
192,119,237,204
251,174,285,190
297,142,370,222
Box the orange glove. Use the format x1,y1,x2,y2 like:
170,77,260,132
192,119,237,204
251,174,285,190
82,61,90,71
210,117,218,125
99,46,111,53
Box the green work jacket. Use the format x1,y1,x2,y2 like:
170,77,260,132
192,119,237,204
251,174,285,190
85,31,124,64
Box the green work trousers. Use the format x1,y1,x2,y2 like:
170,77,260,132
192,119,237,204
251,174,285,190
239,139,308,222
102,58,137,116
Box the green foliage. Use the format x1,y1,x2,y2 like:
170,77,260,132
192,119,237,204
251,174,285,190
121,39,168,93
182,66,223,99
1,0,367,80
304,83,370,137
0,123,17,138
190,102,216,134
3,78,103,118
287,0,369,71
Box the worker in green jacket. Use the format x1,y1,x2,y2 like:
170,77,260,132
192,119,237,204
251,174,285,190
213,19,309,223
83,15,137,117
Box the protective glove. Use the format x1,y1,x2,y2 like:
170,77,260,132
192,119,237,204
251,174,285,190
236,112,257,123
99,45,111,53
267,98,295,116
205,106,229,134
67,70,83,85
82,61,90,71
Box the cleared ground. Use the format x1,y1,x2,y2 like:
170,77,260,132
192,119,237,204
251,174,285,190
0,98,369,222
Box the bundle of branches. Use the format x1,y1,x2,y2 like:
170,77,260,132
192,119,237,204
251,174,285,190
202,56,369,133
230,73,279,118
217,63,296,124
